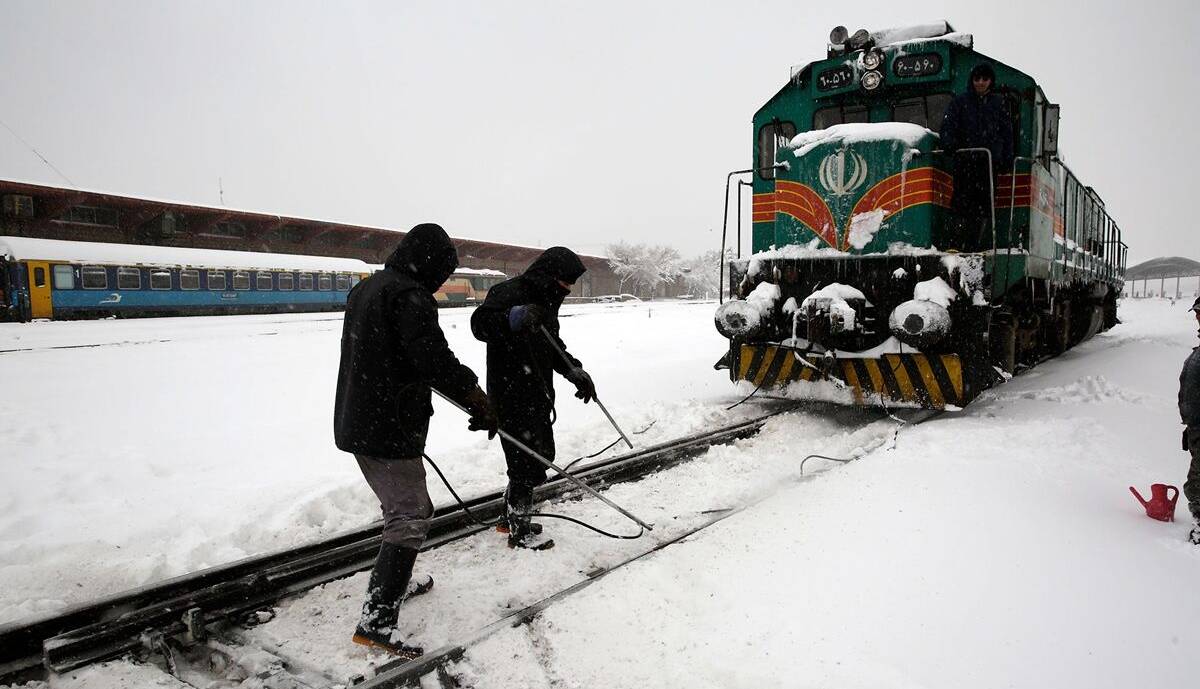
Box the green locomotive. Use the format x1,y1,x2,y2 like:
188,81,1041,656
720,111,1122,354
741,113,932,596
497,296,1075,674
714,21,1126,408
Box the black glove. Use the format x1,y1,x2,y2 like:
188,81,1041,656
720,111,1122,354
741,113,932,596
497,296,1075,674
462,386,498,439
507,304,547,333
565,367,595,404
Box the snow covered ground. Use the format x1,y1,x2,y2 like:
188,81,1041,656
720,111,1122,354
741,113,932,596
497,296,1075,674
4,298,1199,688
0,300,735,624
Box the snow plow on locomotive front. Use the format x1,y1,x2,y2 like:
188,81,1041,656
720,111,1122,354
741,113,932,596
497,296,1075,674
716,250,992,409
713,21,1126,410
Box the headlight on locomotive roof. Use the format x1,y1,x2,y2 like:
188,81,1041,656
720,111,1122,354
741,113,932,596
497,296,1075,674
888,299,951,349
861,70,883,91
862,49,884,71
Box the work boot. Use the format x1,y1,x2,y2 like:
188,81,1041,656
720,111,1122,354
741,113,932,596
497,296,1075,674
504,483,554,551
406,573,434,598
351,543,425,659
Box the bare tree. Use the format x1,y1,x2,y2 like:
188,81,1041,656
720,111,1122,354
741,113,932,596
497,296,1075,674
678,250,723,299
606,242,683,298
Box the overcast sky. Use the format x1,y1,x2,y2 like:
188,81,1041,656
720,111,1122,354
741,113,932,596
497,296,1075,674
1,1,1196,264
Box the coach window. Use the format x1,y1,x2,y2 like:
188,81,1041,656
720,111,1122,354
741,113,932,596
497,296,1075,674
53,265,75,290
299,273,314,290
256,271,273,290
278,272,294,290
81,265,107,289
757,120,797,180
233,271,251,290
150,270,172,290
351,275,361,287
207,270,227,291
336,274,351,291
813,103,869,130
318,274,333,291
117,267,141,290
180,269,200,290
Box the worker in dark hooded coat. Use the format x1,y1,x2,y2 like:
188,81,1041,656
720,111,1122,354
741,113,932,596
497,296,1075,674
939,62,1014,250
470,247,595,549
334,222,496,659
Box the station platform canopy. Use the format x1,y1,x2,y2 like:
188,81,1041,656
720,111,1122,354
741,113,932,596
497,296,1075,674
0,178,618,294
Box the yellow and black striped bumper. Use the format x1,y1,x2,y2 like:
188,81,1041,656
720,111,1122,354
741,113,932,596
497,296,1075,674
733,343,969,409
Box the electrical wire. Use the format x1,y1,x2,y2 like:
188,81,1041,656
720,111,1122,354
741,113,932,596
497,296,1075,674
422,451,645,541
0,115,77,188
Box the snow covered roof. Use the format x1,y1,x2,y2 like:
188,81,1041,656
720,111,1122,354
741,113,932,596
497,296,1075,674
1124,256,1200,280
0,177,605,261
869,21,972,49
452,267,506,277
0,236,373,273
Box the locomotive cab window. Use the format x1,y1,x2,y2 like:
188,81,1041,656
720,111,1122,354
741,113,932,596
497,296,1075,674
256,272,273,290
891,93,952,131
318,274,332,291
277,273,294,291
117,267,141,290
757,121,797,180
150,270,172,290
81,266,107,289
180,270,200,290
299,273,314,291
207,270,227,291
53,265,74,290
813,104,869,130
335,274,351,291
233,271,251,290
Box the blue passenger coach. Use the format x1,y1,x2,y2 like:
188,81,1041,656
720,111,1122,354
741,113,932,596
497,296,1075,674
0,236,371,321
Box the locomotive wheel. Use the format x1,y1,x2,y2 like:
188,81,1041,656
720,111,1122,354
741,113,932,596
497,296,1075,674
1047,301,1071,356
991,318,1017,374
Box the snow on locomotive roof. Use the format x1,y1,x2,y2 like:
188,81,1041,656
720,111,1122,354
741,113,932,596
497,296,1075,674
869,20,971,48
789,122,933,157
0,236,372,273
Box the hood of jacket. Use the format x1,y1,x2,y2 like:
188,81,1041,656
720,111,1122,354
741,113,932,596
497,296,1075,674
522,246,586,301
384,223,459,291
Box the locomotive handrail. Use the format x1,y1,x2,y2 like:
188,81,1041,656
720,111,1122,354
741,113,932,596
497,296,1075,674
935,147,996,295
719,164,787,304
1003,156,1037,305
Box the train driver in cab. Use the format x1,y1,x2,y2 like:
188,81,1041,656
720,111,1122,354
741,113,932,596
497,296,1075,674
938,62,1014,251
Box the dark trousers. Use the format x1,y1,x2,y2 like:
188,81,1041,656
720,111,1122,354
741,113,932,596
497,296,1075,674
355,455,434,549
498,411,554,489
1186,428,1200,522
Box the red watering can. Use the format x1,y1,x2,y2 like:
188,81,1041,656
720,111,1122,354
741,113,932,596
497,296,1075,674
1129,484,1179,522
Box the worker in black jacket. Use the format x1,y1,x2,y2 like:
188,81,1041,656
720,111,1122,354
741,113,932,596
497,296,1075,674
939,62,1014,251
470,247,595,549
334,223,496,659
1178,296,1200,545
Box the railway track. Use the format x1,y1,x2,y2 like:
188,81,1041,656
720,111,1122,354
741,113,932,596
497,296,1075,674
356,406,942,689
0,405,795,686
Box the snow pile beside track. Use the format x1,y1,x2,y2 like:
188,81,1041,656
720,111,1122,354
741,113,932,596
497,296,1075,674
450,298,1200,687
0,301,734,624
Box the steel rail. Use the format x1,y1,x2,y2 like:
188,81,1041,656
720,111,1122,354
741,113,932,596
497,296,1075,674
356,406,943,688
0,407,788,683
359,508,745,689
